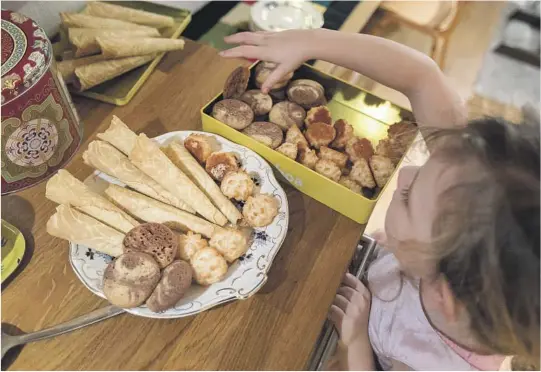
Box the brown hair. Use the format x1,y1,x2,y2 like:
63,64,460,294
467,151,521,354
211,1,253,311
424,118,540,369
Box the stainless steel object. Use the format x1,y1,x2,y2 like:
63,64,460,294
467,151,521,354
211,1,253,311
1,305,124,359
308,234,378,371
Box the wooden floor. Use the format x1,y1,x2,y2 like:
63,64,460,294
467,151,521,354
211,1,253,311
333,1,508,111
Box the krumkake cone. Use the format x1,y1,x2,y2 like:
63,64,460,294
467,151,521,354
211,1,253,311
83,140,195,213
45,169,138,233
73,54,155,91
46,205,124,257
97,37,185,59
84,1,175,29
60,12,157,32
68,28,160,58
129,134,228,226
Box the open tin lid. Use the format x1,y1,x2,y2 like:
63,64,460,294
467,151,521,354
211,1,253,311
1,9,52,105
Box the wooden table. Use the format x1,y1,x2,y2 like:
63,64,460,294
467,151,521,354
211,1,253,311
1,40,364,371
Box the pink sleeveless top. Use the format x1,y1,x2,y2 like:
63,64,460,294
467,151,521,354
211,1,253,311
367,249,509,371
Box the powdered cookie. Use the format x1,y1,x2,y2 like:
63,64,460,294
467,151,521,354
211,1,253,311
269,101,306,130
305,106,332,127
287,79,325,108
146,260,193,313
223,66,250,99
212,99,254,130
123,223,177,268
305,122,336,149
242,122,284,149
240,89,273,116
345,137,374,162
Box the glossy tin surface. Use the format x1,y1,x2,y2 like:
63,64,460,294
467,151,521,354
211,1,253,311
1,9,82,194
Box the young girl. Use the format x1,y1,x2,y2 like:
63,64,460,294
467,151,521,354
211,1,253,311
220,29,540,370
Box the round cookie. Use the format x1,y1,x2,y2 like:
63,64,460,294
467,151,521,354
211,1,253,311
240,89,273,116
243,194,279,227
345,137,375,162
190,247,228,286
223,66,250,99
305,122,336,149
269,101,306,130
209,228,249,263
242,122,284,149
255,62,294,90
102,252,161,308
220,171,255,201
305,106,332,127
178,231,208,261
287,79,326,108
212,99,254,130
205,152,239,182
123,223,177,269
146,260,193,313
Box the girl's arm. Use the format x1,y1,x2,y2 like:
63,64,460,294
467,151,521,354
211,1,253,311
221,29,467,128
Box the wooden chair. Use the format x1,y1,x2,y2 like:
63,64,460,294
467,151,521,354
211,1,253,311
373,0,465,71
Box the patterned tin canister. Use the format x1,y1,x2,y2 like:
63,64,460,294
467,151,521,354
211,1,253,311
1,9,82,195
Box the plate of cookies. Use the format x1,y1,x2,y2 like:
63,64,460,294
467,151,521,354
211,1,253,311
46,116,288,318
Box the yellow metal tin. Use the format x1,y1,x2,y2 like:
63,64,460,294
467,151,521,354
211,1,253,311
201,63,415,224
1,219,26,283
58,1,191,106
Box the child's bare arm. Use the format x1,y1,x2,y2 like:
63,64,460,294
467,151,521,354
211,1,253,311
221,29,467,128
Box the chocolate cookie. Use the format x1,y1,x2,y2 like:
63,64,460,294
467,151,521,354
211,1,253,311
123,223,177,269
212,99,254,130
146,260,193,313
223,66,250,99
240,89,273,116
103,252,161,308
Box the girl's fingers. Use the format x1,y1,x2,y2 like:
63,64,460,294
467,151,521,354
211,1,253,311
337,286,356,301
224,32,266,45
333,294,349,313
261,63,294,93
328,305,344,331
343,273,371,298
219,45,265,60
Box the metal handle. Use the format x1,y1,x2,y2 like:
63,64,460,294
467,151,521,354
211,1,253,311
308,235,378,371
14,305,124,346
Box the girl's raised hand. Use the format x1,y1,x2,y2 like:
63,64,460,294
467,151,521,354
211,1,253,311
329,273,372,347
220,30,313,93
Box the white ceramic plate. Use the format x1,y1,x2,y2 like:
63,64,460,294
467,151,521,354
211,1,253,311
69,131,289,319
250,1,324,32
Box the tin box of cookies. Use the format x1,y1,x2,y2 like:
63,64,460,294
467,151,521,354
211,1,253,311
201,61,416,224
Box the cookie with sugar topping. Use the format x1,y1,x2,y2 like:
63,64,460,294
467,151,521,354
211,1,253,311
212,99,254,130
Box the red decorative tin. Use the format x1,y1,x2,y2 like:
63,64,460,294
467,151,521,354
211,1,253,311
1,9,82,195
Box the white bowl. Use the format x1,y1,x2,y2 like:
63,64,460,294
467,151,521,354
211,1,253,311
250,1,324,32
